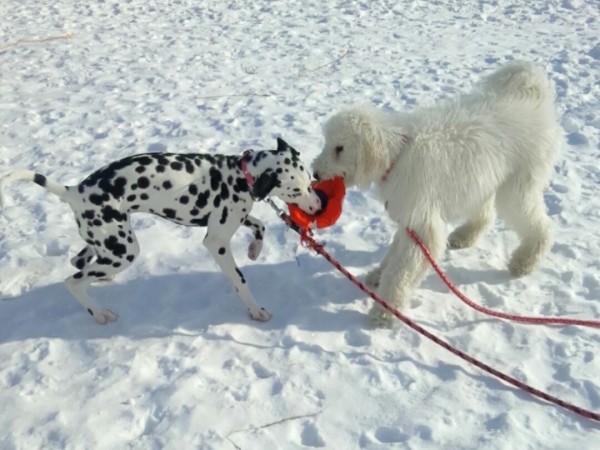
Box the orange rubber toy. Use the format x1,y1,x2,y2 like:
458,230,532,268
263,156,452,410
287,177,346,232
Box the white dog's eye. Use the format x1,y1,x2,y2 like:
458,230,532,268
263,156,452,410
334,145,344,158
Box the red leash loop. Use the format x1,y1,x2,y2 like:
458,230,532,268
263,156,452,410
277,209,600,423
406,228,600,328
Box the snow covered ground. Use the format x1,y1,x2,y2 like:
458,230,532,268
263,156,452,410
1,0,599,448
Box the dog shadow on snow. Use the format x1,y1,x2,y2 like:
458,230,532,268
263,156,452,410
0,243,384,343
1,241,515,345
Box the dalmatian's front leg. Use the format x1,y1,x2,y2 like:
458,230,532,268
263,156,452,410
204,217,272,321
243,215,265,261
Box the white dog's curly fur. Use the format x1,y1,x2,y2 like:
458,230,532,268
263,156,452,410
312,61,562,327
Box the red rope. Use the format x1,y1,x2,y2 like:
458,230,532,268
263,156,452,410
406,228,600,328
285,218,600,423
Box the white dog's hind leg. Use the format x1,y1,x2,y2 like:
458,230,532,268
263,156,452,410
369,218,446,327
448,197,496,249
496,181,551,277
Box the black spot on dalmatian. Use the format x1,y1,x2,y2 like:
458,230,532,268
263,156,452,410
220,182,229,200
89,193,109,206
190,214,210,226
88,271,107,278
213,196,222,208
135,166,146,174
101,205,126,223
252,170,280,200
163,208,177,219
104,236,127,257
189,184,198,195
196,190,210,208
127,194,136,202
126,254,135,262
179,195,189,205
97,257,113,265
156,165,166,173
233,177,249,194
235,268,246,284
136,156,154,166
75,259,86,269
33,173,47,187
209,167,222,191
218,247,226,255
220,207,228,224
82,209,95,220
140,193,149,201
170,161,183,171
163,180,172,190
138,177,150,189
190,208,199,216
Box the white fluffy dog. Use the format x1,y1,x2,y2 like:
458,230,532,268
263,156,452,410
312,61,562,327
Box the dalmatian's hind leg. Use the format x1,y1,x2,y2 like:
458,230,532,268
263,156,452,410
70,245,114,283
65,226,140,324
70,245,95,270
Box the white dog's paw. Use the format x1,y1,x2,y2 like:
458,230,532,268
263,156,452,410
248,239,263,261
448,226,479,249
508,254,536,277
368,304,395,328
364,268,382,289
249,307,272,322
90,308,118,324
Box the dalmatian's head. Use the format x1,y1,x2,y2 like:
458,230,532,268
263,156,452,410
252,138,322,215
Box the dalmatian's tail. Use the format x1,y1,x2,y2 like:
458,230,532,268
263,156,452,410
0,170,70,208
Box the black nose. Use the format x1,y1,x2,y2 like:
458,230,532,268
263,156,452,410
313,172,321,181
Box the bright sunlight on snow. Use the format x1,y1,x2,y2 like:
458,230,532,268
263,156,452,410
1,1,599,449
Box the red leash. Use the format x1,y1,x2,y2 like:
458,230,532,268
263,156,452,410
271,205,600,423
406,228,600,328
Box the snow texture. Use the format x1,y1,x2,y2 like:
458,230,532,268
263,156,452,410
1,0,599,449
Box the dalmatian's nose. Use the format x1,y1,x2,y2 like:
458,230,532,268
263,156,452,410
314,189,328,215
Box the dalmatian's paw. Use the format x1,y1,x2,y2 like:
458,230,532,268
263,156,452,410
248,239,263,261
90,308,119,324
249,307,272,322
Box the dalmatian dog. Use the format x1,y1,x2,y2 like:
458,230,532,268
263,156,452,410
0,137,321,324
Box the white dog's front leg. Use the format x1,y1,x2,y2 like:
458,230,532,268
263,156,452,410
365,244,395,290
369,220,446,328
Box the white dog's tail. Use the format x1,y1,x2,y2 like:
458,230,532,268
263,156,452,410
479,60,554,101
0,170,70,208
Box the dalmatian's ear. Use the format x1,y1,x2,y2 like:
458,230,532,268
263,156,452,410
276,137,289,152
253,170,280,200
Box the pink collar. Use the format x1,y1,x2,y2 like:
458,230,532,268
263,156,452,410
381,162,395,183
381,134,409,183
240,149,255,186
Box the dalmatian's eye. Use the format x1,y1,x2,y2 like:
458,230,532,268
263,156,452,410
334,146,344,158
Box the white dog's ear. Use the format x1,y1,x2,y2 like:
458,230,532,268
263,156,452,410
348,108,394,188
